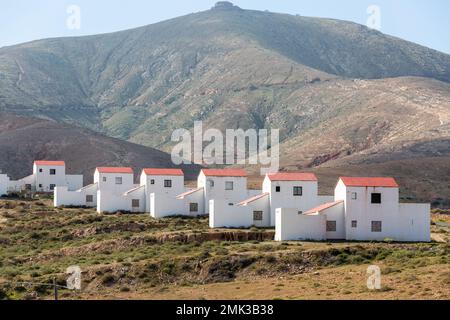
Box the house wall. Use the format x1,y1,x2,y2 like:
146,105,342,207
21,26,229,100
323,202,345,240
0,174,9,196
335,180,401,241
209,199,253,228
398,203,431,242
263,177,321,227
177,189,205,216
275,208,326,241
66,175,83,191
150,192,184,218
8,175,34,192
54,184,98,207
94,171,135,194
241,195,271,227
198,172,248,214
140,173,185,213
97,187,144,213
34,164,66,192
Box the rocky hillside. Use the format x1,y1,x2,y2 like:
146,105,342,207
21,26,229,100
0,114,200,182
0,2,449,202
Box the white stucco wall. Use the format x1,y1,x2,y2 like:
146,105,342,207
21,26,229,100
209,199,253,228
66,175,83,191
263,176,321,227
322,202,345,240
198,172,248,214
140,173,185,213
94,171,135,193
239,195,271,227
275,208,326,241
150,192,185,218
177,188,205,216
54,184,98,207
336,181,401,241
0,174,9,196
34,164,66,192
398,203,431,242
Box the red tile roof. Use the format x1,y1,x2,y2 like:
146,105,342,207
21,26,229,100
304,200,344,215
143,168,184,176
34,160,65,166
339,177,399,188
96,167,133,174
237,193,269,206
267,172,317,182
201,169,247,177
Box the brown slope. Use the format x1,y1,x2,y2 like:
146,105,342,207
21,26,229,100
0,114,200,182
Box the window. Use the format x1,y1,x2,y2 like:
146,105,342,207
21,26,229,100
190,203,199,212
371,221,382,232
208,180,214,187
371,193,381,204
351,220,357,228
326,221,337,232
253,211,263,221
115,177,122,185
351,192,357,200
225,181,234,190
150,179,155,185
164,180,172,188
86,195,94,203
293,186,303,196
39,184,43,188
228,203,234,206
275,186,281,192
132,199,140,208
298,211,303,215
50,169,56,175
102,177,107,182
50,184,56,191
25,184,32,190
39,168,43,173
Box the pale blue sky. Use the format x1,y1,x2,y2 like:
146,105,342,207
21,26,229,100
1,0,449,53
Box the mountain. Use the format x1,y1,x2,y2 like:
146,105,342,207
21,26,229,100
0,2,449,203
0,114,200,182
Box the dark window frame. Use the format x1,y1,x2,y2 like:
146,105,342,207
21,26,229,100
326,220,337,232
253,211,263,221
189,203,199,212
371,193,382,204
293,186,303,196
164,180,172,188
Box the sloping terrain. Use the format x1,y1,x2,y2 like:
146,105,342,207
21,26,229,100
0,199,448,300
0,2,449,202
0,114,200,182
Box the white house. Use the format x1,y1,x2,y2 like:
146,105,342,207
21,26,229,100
236,172,334,228
0,172,9,196
8,161,83,193
95,167,138,213
141,168,186,218
275,177,430,242
54,182,98,208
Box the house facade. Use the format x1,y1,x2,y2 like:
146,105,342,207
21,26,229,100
141,168,185,218
234,172,334,228
275,177,430,242
0,172,9,196
7,161,83,193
